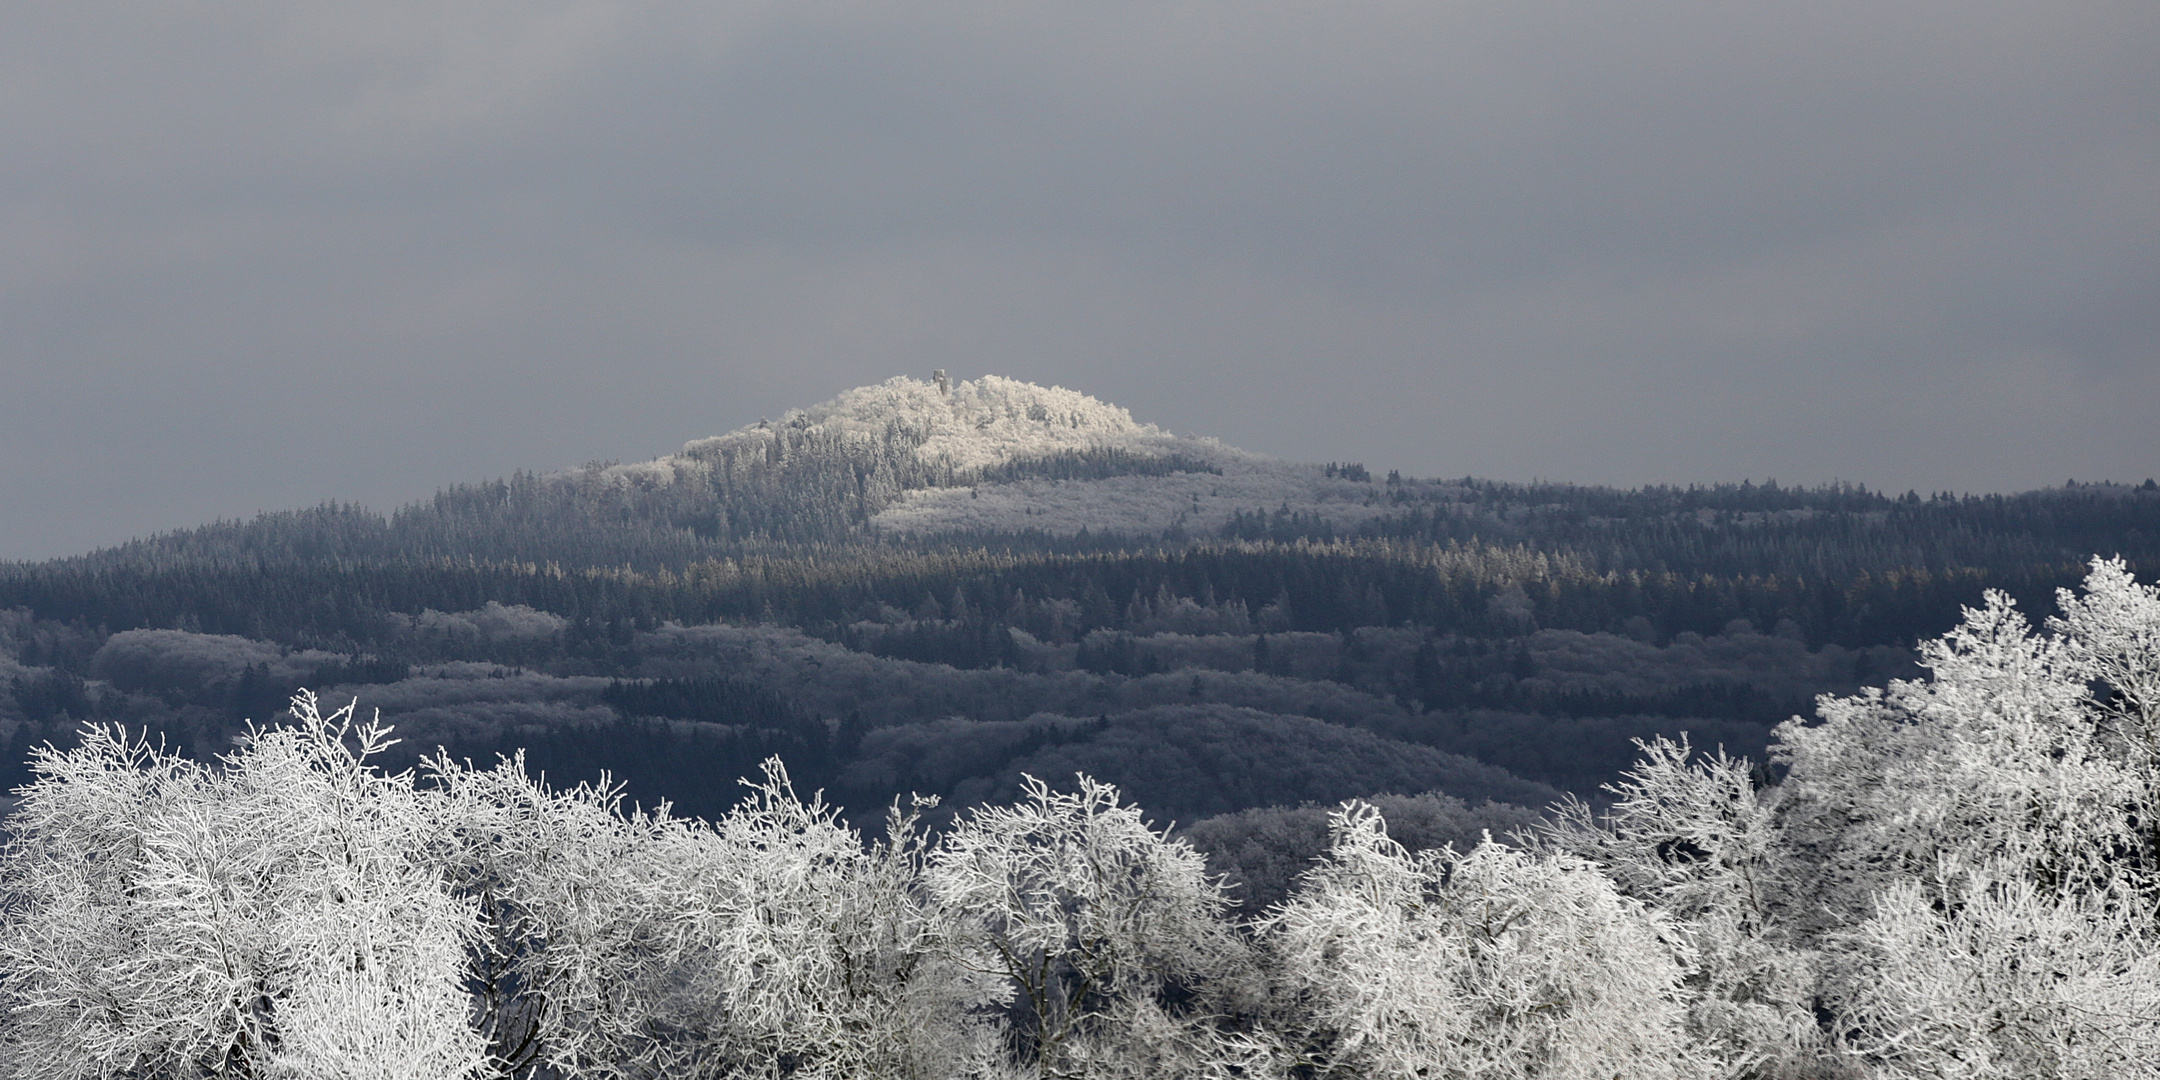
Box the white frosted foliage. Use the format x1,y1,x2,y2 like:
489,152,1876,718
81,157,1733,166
0,692,484,1080
1774,579,2149,923
1540,737,1827,1076
1839,858,2160,1080
426,756,1000,1080
2050,555,2160,760
1262,805,1705,1080
925,773,1256,1079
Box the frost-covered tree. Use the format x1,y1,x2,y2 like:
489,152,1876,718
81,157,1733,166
0,692,484,1080
1541,737,1827,1076
427,755,997,1080
2050,556,2160,812
1261,804,1704,1080
924,774,1257,1080
1518,558,2160,1078
1835,857,2160,1080
1768,558,2160,1076
1774,581,2148,927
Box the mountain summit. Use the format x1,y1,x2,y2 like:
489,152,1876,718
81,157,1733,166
612,374,1238,486
559,373,1335,541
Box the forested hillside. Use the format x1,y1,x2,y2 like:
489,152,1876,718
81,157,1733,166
2,376,2156,827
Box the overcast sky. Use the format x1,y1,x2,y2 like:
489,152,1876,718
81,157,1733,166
3,2,2155,558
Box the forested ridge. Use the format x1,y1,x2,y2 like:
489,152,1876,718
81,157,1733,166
5,478,2152,806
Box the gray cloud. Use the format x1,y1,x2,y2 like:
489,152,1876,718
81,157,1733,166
3,2,2155,557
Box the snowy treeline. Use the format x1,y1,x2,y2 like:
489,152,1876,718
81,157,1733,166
4,557,2160,1079
38,374,2152,577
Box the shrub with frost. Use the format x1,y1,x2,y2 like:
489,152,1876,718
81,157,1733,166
1261,804,1704,1080
0,691,484,1080
924,774,1259,1080
428,755,998,1080
1541,736,1828,1076
1835,857,2160,1080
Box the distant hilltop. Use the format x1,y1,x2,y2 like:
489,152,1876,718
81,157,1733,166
605,373,1244,486
574,372,1398,541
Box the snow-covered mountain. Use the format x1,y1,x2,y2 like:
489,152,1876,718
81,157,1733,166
617,374,1242,479
591,373,1427,540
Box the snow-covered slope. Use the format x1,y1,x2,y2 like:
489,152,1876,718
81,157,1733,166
590,373,1420,539
613,374,1243,482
